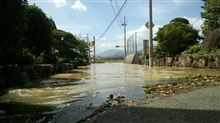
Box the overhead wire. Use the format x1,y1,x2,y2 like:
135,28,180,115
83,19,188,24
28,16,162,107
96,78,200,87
97,0,129,41
110,0,123,33
114,0,123,22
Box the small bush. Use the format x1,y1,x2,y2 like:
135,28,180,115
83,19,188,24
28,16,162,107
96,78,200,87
140,53,149,60
56,56,69,63
34,56,44,64
43,54,58,64
187,44,202,54
18,48,35,65
196,48,220,56
20,72,30,84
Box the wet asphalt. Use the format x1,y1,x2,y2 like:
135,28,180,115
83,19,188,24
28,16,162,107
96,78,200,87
86,86,220,123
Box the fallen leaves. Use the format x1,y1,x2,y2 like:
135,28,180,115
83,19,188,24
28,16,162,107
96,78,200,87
144,75,220,97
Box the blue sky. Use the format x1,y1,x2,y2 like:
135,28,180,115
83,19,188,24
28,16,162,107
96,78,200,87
28,0,204,54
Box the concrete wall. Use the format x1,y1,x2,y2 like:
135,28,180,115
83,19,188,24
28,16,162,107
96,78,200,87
125,53,141,64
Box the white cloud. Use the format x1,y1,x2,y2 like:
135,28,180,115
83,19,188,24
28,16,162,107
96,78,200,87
71,0,87,12
52,0,67,8
187,17,203,30
185,17,204,35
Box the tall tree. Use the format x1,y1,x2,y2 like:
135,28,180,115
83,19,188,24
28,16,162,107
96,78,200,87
156,18,199,58
76,39,88,65
52,29,80,62
0,0,28,65
170,17,190,25
25,5,53,56
201,0,220,36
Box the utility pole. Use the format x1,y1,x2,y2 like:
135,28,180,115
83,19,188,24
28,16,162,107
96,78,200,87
149,0,154,66
93,36,96,64
87,34,90,64
143,40,148,66
122,16,127,60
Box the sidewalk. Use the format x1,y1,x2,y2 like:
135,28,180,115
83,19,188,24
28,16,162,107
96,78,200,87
85,86,220,123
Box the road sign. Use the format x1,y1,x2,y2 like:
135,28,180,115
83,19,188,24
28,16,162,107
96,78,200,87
145,22,154,29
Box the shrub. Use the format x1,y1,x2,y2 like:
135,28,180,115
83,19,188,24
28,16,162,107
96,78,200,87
43,54,57,64
187,44,202,54
34,56,44,64
20,72,30,84
18,48,35,65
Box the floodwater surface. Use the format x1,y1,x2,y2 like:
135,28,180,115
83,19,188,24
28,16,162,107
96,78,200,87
1,63,220,123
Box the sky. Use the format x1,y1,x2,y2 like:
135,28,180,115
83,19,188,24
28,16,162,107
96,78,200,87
28,0,204,54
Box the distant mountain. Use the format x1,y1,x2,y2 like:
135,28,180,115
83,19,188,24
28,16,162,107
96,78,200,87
98,49,124,58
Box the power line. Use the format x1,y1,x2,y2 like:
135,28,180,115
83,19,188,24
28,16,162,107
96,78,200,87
114,0,123,22
110,0,123,33
98,0,129,41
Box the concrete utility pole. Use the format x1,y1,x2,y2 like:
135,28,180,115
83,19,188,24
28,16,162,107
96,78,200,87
87,34,90,64
122,16,127,59
93,36,96,64
149,0,154,66
143,40,148,66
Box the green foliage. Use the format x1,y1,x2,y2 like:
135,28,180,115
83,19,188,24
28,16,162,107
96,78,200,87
20,72,30,84
170,17,190,24
201,0,220,36
25,5,53,56
185,45,220,56
43,55,58,64
74,39,89,65
0,1,89,66
34,56,44,64
51,29,89,65
0,2,90,90
140,53,145,60
187,44,202,54
52,29,78,49
154,44,165,58
156,17,199,57
0,0,28,65
52,29,80,62
1,66,24,87
77,40,88,60
18,48,35,65
52,29,79,47
0,2,57,65
56,56,68,63
197,48,220,56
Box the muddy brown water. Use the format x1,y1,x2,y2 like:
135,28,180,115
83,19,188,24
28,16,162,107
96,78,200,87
1,63,220,123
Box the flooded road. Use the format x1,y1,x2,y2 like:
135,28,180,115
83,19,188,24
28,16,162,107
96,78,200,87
1,63,220,123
